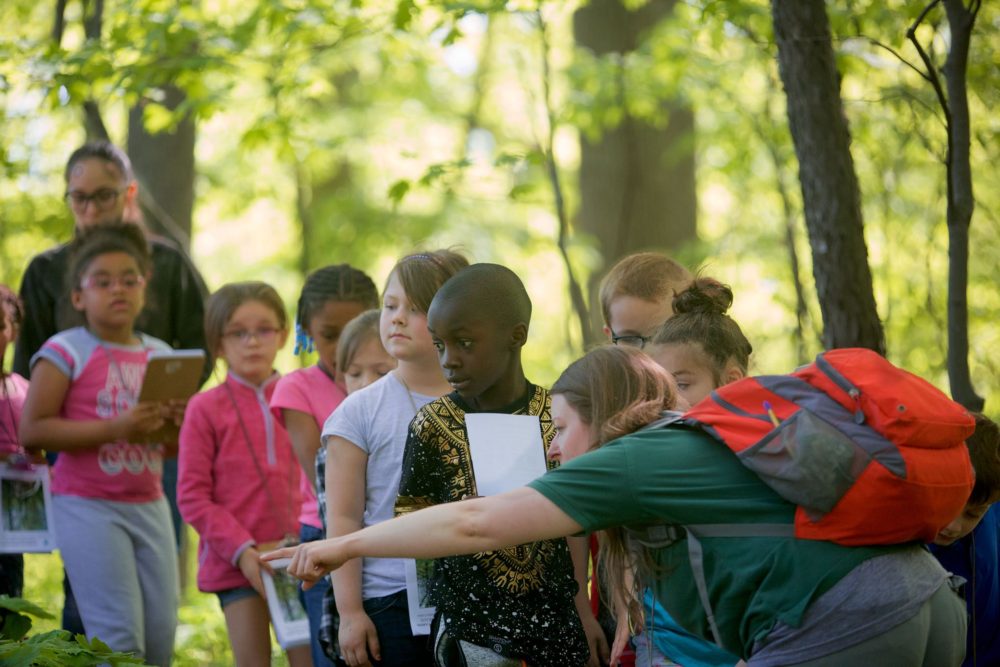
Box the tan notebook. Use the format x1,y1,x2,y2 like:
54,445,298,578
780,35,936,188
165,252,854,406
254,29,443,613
138,349,206,445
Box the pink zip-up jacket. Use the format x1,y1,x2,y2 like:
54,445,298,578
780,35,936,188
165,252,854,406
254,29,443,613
178,372,302,592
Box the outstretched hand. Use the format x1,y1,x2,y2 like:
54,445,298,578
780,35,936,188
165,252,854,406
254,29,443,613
260,538,350,589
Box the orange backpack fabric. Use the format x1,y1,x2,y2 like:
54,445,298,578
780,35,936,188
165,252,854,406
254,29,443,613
683,348,975,545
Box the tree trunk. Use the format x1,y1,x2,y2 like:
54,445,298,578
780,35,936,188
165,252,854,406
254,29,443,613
771,0,885,354
940,0,983,410
127,84,197,248
573,0,697,335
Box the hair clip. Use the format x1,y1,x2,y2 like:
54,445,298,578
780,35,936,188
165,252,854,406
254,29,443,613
404,253,441,267
293,322,314,355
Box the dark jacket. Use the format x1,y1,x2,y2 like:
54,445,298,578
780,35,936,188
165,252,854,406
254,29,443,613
930,504,1000,667
13,233,209,378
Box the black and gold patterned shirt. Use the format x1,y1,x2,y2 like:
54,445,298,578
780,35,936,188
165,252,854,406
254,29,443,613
396,384,588,666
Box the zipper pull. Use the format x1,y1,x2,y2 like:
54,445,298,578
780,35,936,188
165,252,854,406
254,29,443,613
849,388,864,424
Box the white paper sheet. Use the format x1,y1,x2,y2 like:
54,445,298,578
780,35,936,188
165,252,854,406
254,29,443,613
404,558,436,636
465,413,547,497
0,463,56,554
261,558,311,649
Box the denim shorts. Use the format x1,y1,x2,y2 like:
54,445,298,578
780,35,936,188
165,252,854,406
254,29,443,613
216,585,259,609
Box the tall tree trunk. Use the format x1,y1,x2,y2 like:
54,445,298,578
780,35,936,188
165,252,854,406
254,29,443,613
907,0,983,409
127,84,197,248
76,0,109,140
940,0,982,410
573,0,697,335
771,0,885,354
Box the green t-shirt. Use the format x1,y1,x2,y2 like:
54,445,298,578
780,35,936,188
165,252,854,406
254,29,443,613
527,426,900,658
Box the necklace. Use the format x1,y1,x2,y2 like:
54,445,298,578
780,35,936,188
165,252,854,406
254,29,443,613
223,380,297,544
393,370,420,416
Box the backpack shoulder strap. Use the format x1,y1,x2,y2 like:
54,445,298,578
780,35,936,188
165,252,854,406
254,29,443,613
644,523,795,650
639,410,687,432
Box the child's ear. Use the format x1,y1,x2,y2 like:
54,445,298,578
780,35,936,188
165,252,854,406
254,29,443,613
277,327,290,349
70,289,85,312
510,322,528,349
602,325,612,339
723,360,746,385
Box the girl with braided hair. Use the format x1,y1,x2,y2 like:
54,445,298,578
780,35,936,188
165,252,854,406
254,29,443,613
271,264,380,666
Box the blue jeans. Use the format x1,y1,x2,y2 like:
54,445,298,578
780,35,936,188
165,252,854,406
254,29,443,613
363,590,432,667
300,523,336,667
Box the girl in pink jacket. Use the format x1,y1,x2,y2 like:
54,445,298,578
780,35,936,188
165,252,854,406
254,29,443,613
177,282,307,667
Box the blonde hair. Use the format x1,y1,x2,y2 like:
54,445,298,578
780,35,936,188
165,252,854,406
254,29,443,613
598,252,692,327
551,346,678,618
336,309,382,373
387,249,468,314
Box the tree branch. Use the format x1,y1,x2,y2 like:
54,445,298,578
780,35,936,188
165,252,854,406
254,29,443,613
537,8,594,350
906,0,950,122
83,0,104,40
856,36,929,82
52,0,68,45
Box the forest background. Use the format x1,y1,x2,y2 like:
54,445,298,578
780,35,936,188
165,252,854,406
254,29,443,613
1,0,998,662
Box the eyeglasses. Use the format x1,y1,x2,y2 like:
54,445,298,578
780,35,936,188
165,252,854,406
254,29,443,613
610,330,653,349
65,188,125,211
80,274,146,291
223,327,281,345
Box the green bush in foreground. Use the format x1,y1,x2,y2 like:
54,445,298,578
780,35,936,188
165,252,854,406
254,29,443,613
0,595,149,666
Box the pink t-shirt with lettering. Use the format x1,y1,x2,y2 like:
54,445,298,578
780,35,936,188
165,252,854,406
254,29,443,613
31,327,170,503
0,372,29,457
271,365,346,529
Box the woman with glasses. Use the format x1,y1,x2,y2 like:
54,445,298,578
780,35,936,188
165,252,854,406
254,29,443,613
12,140,209,635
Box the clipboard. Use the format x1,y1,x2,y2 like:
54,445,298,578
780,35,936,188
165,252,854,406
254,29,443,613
138,349,206,403
137,349,205,444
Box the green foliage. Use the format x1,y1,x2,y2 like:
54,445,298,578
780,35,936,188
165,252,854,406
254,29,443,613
0,596,148,666
19,543,292,666
1,0,998,402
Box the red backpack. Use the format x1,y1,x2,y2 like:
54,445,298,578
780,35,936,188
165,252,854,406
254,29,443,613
682,347,976,546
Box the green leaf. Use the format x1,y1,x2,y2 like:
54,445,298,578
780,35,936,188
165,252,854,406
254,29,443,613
508,182,534,199
0,597,54,620
0,612,32,641
141,103,176,134
394,0,416,31
388,179,411,204
0,641,41,667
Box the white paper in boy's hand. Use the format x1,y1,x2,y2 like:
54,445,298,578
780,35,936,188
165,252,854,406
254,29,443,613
466,414,547,497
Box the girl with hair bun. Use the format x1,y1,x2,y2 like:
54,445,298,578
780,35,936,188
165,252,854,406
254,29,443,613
647,277,752,408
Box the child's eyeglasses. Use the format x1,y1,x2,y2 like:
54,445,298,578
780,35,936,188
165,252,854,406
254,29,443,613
65,188,126,211
610,330,653,349
223,327,281,345
80,274,146,291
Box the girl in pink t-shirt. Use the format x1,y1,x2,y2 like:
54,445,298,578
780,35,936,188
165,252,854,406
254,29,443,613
19,223,180,666
1,285,31,600
0,286,29,461
270,264,379,667
178,281,307,667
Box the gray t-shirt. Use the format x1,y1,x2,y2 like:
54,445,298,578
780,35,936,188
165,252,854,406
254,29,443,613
749,546,948,665
322,372,436,600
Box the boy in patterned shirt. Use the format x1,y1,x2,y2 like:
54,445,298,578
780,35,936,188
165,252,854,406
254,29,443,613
395,263,604,666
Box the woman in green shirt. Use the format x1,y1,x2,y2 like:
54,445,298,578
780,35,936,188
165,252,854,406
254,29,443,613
267,346,966,666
